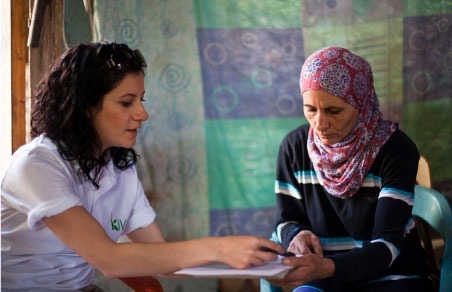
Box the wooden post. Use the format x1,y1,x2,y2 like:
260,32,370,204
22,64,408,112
29,0,63,95
11,0,28,152
10,0,64,152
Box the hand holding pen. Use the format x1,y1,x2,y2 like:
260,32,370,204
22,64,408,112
259,246,296,257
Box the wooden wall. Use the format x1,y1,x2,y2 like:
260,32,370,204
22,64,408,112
11,0,63,152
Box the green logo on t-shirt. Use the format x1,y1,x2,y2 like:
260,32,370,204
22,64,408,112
111,214,127,231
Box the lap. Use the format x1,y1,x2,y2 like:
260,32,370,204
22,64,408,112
293,277,430,292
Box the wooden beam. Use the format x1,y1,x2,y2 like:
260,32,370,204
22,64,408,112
11,0,28,152
11,0,63,152
29,0,63,98
27,0,47,47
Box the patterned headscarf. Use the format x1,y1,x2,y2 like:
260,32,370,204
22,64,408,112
300,46,397,198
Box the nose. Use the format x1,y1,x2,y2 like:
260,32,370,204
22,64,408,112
315,111,329,131
133,102,149,121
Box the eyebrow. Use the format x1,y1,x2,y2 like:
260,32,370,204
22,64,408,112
303,104,343,110
117,91,145,99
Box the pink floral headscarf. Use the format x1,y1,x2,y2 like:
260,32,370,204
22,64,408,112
300,46,397,199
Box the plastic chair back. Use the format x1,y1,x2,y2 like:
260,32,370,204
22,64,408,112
413,185,452,292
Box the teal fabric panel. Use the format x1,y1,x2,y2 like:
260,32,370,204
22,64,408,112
194,0,301,28
206,118,306,210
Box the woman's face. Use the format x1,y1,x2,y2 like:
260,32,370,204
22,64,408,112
91,73,148,152
303,90,359,145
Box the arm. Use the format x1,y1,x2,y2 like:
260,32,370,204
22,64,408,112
274,126,322,255
43,206,285,278
269,132,334,286
324,131,420,286
127,221,165,243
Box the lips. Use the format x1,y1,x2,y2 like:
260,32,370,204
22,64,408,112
127,129,139,137
319,133,334,139
127,126,140,132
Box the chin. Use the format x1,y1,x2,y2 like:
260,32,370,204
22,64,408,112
114,142,136,149
321,139,339,145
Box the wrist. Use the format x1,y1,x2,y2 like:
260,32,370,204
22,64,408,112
322,258,335,278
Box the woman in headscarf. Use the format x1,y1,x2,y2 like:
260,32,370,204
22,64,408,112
270,46,430,291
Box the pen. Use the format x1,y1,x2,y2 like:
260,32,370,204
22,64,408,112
259,246,295,257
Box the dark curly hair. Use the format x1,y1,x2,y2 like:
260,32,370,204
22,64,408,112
31,41,147,188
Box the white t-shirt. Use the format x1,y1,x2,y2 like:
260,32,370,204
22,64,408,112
1,135,156,291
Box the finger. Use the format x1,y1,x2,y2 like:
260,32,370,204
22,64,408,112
288,243,300,254
267,278,302,287
290,243,312,255
270,242,286,254
259,241,286,254
289,237,313,255
300,245,314,255
282,280,305,287
311,238,323,256
281,256,305,267
250,257,266,267
257,248,279,261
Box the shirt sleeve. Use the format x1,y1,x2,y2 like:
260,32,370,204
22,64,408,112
1,145,83,231
330,130,420,287
274,126,312,247
121,167,156,235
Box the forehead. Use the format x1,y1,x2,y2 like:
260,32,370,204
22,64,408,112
302,90,350,107
105,73,144,96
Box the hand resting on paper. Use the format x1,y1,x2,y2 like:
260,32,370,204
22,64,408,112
172,255,294,279
160,236,286,278
212,236,286,269
267,254,335,287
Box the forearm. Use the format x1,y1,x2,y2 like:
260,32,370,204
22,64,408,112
97,237,220,278
44,207,219,277
327,241,392,286
45,207,285,278
96,235,284,278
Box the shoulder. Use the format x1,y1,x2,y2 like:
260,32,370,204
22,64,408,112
380,128,419,158
17,136,63,164
280,123,310,147
373,128,420,189
5,136,72,179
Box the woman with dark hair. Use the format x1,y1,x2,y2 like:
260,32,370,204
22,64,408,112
1,41,284,291
268,46,430,291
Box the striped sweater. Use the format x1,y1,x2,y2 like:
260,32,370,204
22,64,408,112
275,123,429,288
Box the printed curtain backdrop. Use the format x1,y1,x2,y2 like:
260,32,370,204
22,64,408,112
70,0,451,290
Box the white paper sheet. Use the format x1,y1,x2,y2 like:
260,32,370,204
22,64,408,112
174,256,293,279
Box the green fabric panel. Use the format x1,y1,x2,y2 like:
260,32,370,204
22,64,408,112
404,0,452,16
93,0,209,241
300,0,404,28
193,0,301,28
403,98,452,182
206,118,307,209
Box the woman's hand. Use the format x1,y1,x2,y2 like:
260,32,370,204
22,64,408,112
211,236,286,269
288,230,323,256
268,254,335,287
